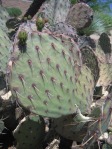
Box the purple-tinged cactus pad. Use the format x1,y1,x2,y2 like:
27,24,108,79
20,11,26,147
66,3,93,29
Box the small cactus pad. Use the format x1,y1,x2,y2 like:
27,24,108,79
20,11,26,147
66,3,93,29
81,46,99,84
82,95,112,148
13,115,45,149
9,27,94,118
97,63,112,87
95,43,108,63
95,43,112,87
37,0,70,24
99,33,111,54
52,110,91,141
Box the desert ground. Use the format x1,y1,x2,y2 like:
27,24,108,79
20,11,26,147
2,0,31,15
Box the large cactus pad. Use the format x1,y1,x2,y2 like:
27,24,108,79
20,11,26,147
9,27,94,118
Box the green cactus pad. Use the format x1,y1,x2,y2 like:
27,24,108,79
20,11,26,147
0,28,11,72
13,115,45,149
0,7,11,73
9,29,94,118
0,6,9,30
66,3,93,29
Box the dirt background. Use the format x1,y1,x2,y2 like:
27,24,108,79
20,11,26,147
2,0,31,15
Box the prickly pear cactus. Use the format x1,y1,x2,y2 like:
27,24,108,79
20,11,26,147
0,6,9,30
66,3,93,29
8,22,94,118
37,0,70,25
13,115,45,149
94,39,112,88
97,63,112,87
82,94,112,149
81,46,99,84
95,43,107,63
99,33,111,54
52,108,92,142
0,7,11,73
